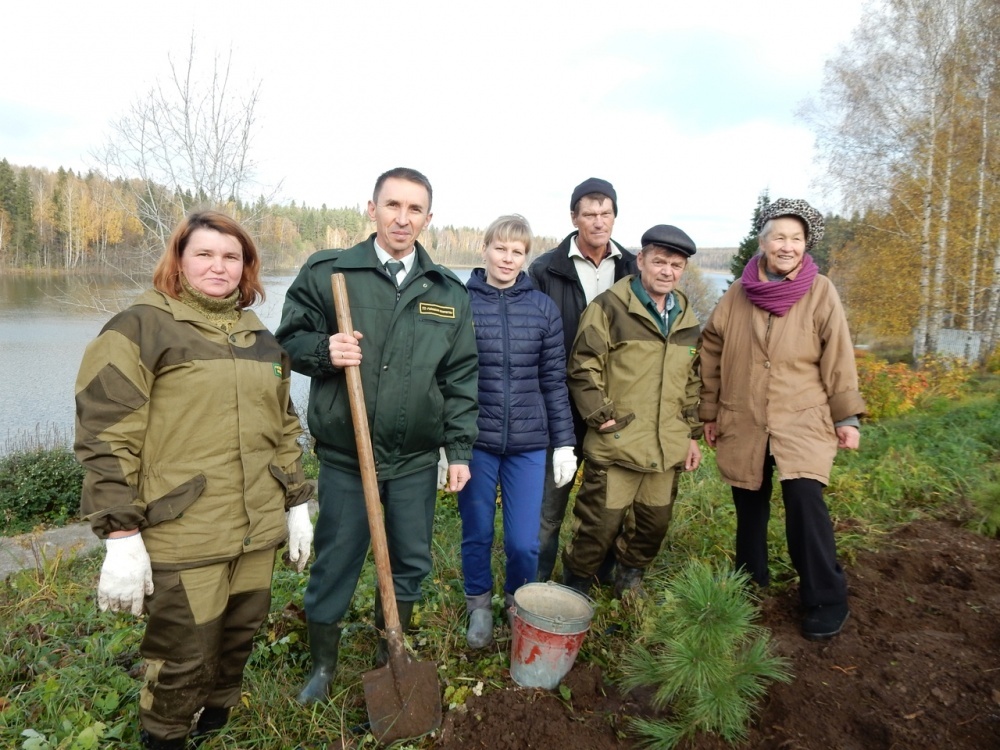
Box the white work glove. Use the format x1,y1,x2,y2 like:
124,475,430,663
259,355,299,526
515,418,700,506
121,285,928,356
286,503,314,573
98,533,154,616
552,446,578,489
437,448,449,490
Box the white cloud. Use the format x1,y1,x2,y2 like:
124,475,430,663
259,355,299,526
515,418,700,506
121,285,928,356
0,0,865,247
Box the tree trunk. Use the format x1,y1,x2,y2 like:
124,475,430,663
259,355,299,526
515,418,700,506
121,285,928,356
967,91,988,359
913,95,937,361
984,238,1000,363
928,98,956,359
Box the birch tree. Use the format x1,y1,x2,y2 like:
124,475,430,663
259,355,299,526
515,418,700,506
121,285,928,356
94,36,266,275
811,0,993,361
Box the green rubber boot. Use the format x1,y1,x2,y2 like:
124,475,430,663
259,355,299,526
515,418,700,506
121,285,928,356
374,591,416,668
295,621,342,705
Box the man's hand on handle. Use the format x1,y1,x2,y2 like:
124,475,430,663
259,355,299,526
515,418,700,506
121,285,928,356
328,331,363,368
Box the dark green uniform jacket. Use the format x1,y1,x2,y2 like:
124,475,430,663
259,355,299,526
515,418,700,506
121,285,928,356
275,235,479,478
74,290,309,569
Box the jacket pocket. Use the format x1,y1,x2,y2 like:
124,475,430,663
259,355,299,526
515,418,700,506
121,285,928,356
145,474,207,526
719,398,742,412
99,363,148,410
597,411,635,433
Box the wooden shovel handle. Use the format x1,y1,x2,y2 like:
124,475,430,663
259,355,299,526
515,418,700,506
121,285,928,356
330,273,401,634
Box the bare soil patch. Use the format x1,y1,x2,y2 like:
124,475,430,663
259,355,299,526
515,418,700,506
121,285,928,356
434,520,1000,749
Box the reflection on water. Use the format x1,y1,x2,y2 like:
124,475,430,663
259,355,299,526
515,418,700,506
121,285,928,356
0,274,301,445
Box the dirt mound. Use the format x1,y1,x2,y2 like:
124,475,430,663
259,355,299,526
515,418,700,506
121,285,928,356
434,520,1000,750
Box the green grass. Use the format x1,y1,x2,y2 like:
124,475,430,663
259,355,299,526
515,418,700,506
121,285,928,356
2,378,998,748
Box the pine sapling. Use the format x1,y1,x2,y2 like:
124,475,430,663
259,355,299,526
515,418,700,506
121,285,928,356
619,559,791,749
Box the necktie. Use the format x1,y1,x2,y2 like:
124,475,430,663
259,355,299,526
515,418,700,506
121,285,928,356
385,260,404,287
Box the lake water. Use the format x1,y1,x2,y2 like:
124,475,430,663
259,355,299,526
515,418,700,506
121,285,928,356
0,268,729,447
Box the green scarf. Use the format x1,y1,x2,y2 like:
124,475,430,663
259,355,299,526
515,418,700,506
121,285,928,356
179,276,241,332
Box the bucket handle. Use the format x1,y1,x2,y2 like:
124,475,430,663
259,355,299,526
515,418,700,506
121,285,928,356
509,582,597,627
544,581,597,613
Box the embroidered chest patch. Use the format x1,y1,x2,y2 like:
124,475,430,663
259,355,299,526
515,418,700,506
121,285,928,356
273,363,283,377
419,302,456,319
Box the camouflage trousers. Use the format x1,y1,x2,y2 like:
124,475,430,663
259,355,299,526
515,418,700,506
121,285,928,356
138,548,274,740
562,462,679,578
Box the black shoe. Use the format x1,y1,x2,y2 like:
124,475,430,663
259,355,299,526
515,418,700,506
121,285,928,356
596,551,617,586
562,570,594,597
613,566,644,599
139,730,187,750
802,602,850,641
189,706,229,746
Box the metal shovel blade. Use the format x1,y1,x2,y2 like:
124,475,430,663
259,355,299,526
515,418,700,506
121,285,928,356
362,651,442,744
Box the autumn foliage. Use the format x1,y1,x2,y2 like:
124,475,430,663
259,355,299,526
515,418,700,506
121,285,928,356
856,353,974,421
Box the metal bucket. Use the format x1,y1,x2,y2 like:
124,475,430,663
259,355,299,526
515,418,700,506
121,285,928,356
509,582,594,689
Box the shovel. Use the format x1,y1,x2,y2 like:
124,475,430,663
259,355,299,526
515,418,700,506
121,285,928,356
330,273,443,744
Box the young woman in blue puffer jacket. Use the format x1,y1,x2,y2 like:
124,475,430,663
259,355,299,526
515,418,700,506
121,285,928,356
459,214,577,649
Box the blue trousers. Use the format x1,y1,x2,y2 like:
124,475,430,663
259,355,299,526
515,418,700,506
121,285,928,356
304,461,437,625
458,448,545,597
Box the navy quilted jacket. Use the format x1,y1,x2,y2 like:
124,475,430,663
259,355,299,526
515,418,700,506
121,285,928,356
467,268,575,454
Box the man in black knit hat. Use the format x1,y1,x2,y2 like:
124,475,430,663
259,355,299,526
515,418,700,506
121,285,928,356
528,177,637,584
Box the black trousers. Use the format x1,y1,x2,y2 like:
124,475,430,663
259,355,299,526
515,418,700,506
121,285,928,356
732,450,847,607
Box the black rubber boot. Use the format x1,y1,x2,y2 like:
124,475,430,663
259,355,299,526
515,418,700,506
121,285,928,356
139,730,187,750
374,590,416,668
295,621,342,705
562,568,595,597
189,706,229,746
596,549,618,586
613,566,645,599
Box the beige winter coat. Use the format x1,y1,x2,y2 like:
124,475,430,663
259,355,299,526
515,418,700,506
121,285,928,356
698,271,865,490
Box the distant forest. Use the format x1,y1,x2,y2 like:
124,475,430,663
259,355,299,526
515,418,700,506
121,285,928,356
0,159,566,273
690,247,735,272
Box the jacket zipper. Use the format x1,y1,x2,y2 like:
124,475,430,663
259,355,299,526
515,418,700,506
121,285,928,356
499,289,510,453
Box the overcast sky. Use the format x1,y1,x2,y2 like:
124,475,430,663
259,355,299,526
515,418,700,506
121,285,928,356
1,0,865,248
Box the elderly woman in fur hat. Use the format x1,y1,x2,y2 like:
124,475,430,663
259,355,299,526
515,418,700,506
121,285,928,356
698,198,865,641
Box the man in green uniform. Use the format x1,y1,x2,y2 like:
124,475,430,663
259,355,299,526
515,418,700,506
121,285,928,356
276,167,479,702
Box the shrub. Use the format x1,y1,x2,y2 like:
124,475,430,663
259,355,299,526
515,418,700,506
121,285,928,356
916,355,975,401
856,354,974,421
301,448,319,481
0,447,84,533
856,355,922,420
619,559,791,749
985,348,1000,374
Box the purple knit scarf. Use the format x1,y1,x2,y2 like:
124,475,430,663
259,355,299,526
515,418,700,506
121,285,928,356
740,254,818,317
